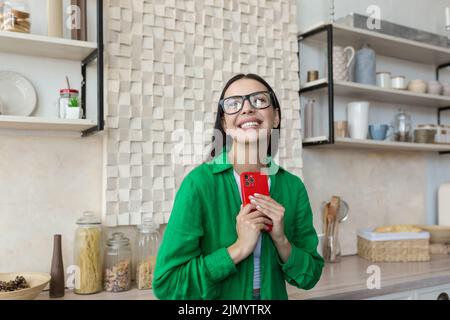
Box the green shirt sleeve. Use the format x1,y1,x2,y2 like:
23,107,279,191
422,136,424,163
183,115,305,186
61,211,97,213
277,180,324,290
152,174,237,300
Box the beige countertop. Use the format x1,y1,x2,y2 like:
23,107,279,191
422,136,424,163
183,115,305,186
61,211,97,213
37,254,450,300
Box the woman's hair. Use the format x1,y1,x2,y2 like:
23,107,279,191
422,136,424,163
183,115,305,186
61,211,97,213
210,74,281,159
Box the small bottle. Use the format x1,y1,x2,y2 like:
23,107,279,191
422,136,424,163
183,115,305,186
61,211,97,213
136,218,160,290
50,234,65,298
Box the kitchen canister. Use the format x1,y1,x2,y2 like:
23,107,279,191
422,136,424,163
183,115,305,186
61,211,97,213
104,232,132,292
73,211,103,295
376,72,391,89
355,44,376,85
347,101,370,140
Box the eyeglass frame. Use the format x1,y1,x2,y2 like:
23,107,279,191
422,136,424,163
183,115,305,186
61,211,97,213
219,91,275,115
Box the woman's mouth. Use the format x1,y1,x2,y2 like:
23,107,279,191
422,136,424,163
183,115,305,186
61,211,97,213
238,119,262,130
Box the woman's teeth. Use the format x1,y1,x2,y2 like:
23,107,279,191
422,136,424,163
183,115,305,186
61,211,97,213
240,122,259,129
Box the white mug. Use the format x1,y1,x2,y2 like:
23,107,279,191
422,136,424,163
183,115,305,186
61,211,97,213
347,101,370,140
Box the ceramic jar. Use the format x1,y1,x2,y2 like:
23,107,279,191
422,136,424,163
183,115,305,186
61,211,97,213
355,44,376,85
428,81,443,95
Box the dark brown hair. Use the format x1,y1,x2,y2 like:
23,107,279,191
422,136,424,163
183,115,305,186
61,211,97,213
210,74,281,158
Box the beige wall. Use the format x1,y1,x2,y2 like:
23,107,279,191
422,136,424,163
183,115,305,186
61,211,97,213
303,148,427,255
0,134,103,272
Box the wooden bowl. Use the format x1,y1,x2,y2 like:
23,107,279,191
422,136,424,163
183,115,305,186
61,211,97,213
0,272,51,300
417,225,450,244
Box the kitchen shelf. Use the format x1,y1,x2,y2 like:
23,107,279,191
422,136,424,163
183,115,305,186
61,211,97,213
0,0,104,137
298,23,450,154
305,137,450,152
301,79,450,108
0,31,97,61
300,23,450,66
0,115,96,132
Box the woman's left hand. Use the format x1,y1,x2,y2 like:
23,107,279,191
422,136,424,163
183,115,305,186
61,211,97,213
250,193,286,242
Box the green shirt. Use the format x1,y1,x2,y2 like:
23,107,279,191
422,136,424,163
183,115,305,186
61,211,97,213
153,148,324,300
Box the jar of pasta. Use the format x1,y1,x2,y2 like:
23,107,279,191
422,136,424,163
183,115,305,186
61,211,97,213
3,0,30,33
135,218,160,290
73,211,103,294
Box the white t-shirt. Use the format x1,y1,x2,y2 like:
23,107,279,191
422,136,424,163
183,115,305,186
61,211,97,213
233,170,271,290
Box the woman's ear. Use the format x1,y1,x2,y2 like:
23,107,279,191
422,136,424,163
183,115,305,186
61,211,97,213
273,109,280,128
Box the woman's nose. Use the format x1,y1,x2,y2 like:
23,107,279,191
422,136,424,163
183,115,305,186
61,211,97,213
240,98,254,114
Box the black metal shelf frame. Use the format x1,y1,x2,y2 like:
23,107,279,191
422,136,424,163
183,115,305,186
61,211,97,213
81,0,104,137
298,24,450,155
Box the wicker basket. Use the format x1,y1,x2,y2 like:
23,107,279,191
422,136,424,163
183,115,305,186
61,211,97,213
357,229,430,262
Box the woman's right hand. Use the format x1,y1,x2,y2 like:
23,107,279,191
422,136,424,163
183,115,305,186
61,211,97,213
227,204,272,265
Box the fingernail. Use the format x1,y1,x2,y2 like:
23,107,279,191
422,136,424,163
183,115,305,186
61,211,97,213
254,193,259,196
250,199,256,204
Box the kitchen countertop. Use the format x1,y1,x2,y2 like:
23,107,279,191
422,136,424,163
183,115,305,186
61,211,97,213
37,254,450,300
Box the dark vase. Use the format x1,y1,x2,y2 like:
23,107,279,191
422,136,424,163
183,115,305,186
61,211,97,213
50,234,65,298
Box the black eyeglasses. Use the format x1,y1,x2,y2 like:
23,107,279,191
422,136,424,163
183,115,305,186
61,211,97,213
219,91,273,115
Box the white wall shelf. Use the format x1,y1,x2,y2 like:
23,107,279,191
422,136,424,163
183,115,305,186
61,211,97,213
0,115,97,132
300,23,450,66
0,31,97,61
304,137,450,152
301,79,450,108
298,23,450,154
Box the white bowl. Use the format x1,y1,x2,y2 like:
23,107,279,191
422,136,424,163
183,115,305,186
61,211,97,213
0,272,51,300
408,80,427,94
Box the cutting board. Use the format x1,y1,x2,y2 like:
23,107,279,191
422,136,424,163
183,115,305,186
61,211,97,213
439,183,450,226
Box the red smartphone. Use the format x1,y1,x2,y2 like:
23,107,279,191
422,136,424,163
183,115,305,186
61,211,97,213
240,172,272,232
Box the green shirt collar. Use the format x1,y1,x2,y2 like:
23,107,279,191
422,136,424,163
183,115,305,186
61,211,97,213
208,146,284,175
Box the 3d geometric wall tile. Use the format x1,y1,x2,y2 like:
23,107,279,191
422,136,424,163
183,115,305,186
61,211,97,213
105,0,302,227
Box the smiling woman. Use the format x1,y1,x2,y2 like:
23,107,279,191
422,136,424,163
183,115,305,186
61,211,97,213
152,74,324,300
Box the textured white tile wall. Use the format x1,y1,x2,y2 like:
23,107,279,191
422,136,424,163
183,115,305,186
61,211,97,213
104,0,303,226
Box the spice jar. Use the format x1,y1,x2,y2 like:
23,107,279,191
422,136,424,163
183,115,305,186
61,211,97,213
73,211,103,295
3,0,30,33
59,89,79,119
135,218,160,290
104,232,132,292
0,1,5,29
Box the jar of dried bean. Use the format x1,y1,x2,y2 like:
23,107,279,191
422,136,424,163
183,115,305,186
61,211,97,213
104,232,132,292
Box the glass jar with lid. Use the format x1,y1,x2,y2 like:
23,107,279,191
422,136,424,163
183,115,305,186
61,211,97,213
393,109,412,142
135,218,160,290
73,211,103,295
59,89,80,119
0,1,5,30
104,232,132,292
3,0,30,33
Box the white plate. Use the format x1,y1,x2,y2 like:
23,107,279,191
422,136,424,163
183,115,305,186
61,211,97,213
0,71,37,116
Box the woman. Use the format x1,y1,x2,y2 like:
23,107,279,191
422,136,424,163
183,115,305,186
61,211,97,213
153,74,324,300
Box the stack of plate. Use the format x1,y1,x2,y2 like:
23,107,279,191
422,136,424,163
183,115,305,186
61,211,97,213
414,129,436,144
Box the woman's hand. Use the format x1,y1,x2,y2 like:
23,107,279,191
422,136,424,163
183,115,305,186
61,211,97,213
227,203,272,265
250,193,292,263
250,193,285,241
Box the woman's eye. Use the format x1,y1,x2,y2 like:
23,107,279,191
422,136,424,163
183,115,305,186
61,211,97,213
226,99,241,108
253,96,267,107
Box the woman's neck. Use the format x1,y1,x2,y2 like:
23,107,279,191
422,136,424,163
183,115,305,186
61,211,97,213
229,142,268,175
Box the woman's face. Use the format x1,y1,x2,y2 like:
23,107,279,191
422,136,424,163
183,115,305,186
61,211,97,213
221,78,280,145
